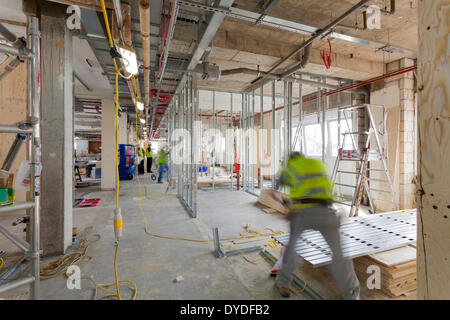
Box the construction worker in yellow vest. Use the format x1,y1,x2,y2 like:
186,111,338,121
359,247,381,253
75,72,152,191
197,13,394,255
146,144,154,173
157,146,169,183
271,152,360,300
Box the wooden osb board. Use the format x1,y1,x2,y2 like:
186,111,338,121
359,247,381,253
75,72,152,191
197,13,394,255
417,0,450,300
368,246,416,268
0,61,27,208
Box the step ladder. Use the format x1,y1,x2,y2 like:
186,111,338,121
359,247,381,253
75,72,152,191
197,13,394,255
330,104,398,217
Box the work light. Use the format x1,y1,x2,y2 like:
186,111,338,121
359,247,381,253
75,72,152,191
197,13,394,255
118,46,139,76
136,100,144,111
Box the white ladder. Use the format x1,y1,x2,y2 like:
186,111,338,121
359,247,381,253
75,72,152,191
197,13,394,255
330,104,398,217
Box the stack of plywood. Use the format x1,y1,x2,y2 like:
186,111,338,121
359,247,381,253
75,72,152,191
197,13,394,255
257,188,289,215
353,246,416,297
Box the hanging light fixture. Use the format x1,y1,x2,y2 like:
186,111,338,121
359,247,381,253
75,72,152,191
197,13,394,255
118,46,139,75
136,100,144,111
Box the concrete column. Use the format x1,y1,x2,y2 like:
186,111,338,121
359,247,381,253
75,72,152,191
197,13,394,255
118,112,128,144
101,99,116,190
39,2,73,256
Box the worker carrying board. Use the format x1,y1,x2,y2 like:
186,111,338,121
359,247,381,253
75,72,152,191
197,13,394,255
146,143,154,173
157,146,170,184
270,152,360,300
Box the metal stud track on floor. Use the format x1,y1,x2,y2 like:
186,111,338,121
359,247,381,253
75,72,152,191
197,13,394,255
273,209,417,268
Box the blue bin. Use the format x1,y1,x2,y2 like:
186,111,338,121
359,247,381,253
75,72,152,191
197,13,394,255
118,144,136,180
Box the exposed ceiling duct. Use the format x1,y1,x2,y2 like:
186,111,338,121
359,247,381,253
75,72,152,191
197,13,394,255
221,67,366,94
139,0,151,109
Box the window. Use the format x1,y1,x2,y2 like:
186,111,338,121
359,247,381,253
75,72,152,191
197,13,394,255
304,123,322,156
329,120,353,156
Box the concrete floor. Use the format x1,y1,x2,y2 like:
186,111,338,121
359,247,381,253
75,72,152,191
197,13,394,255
0,174,319,300
1,173,411,300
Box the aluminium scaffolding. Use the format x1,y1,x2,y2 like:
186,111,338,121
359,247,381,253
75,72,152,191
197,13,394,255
0,16,41,300
330,104,399,217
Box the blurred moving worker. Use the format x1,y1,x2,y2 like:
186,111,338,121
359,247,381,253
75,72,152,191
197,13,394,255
271,152,360,300
146,143,154,173
157,146,170,183
137,146,145,175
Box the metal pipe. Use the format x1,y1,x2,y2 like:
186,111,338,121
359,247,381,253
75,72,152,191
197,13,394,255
212,90,215,192
139,1,151,108
250,90,254,193
0,276,34,294
0,256,26,284
229,92,233,191
151,0,179,136
222,68,349,91
271,81,275,187
0,43,32,59
0,202,34,215
0,224,30,252
28,15,41,300
0,125,33,134
253,0,371,85
0,23,19,43
259,86,263,189
192,75,198,214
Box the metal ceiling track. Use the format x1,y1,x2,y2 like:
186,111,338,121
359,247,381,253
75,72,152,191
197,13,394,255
273,209,417,267
178,0,417,59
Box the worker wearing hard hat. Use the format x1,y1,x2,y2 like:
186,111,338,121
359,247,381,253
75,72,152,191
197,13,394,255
271,152,360,300
146,143,154,173
157,146,170,184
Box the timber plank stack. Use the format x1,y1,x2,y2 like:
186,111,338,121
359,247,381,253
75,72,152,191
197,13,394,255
353,246,416,297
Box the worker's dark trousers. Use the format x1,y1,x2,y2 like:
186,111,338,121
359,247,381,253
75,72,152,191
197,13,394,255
138,160,145,174
276,205,360,300
147,157,153,172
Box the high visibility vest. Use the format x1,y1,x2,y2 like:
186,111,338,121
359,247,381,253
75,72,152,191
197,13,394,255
138,148,144,157
146,147,154,158
157,149,168,164
280,156,334,209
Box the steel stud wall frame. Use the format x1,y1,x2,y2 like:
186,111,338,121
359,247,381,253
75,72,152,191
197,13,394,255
171,75,198,217
0,16,41,299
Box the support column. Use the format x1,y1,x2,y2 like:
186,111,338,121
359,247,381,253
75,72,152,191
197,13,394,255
398,58,416,209
417,0,449,300
101,99,116,190
118,112,128,144
39,2,73,256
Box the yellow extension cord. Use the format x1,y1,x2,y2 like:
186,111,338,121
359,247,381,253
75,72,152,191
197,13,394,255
96,0,137,300
99,0,303,299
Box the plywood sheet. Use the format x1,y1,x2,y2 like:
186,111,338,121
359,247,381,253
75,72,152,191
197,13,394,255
369,246,416,267
417,0,450,300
